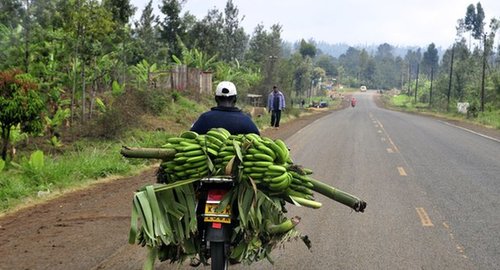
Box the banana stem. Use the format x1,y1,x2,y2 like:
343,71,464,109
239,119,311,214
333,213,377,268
309,178,367,212
120,146,176,161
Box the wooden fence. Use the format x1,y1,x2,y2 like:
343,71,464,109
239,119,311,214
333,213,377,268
151,65,213,96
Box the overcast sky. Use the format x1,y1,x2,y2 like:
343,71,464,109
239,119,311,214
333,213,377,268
130,0,500,49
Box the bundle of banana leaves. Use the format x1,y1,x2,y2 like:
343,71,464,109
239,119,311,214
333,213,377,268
122,128,366,267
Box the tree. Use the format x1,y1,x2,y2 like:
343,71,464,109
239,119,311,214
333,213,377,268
473,2,485,40
422,43,439,78
0,0,24,28
103,0,135,25
220,0,248,62
299,39,317,59
0,69,44,160
186,8,224,59
159,0,186,58
422,43,439,106
133,0,161,63
315,54,337,77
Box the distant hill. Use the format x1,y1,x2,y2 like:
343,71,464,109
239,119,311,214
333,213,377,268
315,41,444,59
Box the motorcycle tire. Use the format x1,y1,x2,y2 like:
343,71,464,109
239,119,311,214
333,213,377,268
210,241,228,270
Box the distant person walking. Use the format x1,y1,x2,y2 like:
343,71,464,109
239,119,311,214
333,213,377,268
267,85,285,129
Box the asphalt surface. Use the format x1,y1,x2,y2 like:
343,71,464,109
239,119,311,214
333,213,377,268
231,91,499,270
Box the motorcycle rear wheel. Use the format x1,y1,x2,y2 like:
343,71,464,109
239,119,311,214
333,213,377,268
210,241,228,270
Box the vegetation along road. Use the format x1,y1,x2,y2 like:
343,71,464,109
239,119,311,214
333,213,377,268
1,91,498,269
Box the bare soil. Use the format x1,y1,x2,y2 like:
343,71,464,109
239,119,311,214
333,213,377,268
1,94,497,270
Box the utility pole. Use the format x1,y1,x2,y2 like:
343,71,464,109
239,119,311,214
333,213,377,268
480,33,487,112
414,63,419,103
408,64,412,96
429,67,434,107
447,45,455,112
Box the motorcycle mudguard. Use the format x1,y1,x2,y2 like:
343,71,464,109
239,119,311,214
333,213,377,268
206,223,231,242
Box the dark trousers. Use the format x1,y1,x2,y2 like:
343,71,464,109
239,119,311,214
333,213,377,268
270,110,281,127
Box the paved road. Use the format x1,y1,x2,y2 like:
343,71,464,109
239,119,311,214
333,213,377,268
231,91,499,269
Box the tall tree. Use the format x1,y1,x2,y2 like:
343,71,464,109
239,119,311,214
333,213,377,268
186,8,224,58
473,2,485,40
159,0,186,59
422,43,439,76
0,0,24,28
103,0,135,25
133,0,160,63
220,0,247,61
299,39,317,59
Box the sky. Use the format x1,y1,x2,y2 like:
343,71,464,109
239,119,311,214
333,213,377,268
130,0,500,49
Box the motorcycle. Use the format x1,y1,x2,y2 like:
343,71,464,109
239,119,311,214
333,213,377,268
351,97,357,107
195,176,235,270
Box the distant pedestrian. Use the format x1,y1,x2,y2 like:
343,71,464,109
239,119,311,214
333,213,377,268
267,85,285,129
301,99,305,108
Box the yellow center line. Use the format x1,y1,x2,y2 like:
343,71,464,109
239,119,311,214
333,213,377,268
375,119,400,153
416,207,434,226
397,166,407,176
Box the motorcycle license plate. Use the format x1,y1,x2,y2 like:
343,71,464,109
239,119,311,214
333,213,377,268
204,203,231,223
204,189,231,224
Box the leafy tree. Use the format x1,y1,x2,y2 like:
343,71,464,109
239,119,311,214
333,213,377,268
0,0,24,28
220,0,248,62
338,47,361,82
473,2,485,40
185,8,223,58
103,0,135,25
315,54,337,76
0,69,44,160
422,43,439,76
374,43,398,89
159,0,186,58
0,24,24,70
132,0,161,63
299,39,317,58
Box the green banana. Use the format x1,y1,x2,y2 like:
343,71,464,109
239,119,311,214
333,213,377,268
270,172,289,184
186,155,206,163
183,149,204,157
257,144,276,159
253,153,274,162
254,161,274,167
207,130,227,142
268,164,286,173
180,131,199,139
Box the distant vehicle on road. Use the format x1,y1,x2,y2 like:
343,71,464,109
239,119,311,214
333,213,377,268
360,85,367,92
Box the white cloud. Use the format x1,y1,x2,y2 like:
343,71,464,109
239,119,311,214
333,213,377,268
131,0,500,48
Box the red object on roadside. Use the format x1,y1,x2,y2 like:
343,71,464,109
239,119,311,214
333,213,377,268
351,97,357,107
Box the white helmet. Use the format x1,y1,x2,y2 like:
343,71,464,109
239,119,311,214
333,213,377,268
215,81,237,97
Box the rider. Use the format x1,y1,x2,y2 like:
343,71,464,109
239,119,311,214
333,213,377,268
190,81,260,135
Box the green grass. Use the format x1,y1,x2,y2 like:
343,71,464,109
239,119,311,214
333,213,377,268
0,140,158,211
387,94,500,130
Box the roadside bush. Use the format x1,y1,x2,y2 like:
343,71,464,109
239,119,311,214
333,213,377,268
144,88,172,115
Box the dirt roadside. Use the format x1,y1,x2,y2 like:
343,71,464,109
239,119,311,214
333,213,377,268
1,94,497,270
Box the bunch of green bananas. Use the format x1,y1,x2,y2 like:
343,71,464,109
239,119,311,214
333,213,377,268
160,131,211,182
158,128,321,208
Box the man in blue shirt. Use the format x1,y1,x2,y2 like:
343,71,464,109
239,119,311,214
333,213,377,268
267,86,285,129
191,81,260,135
